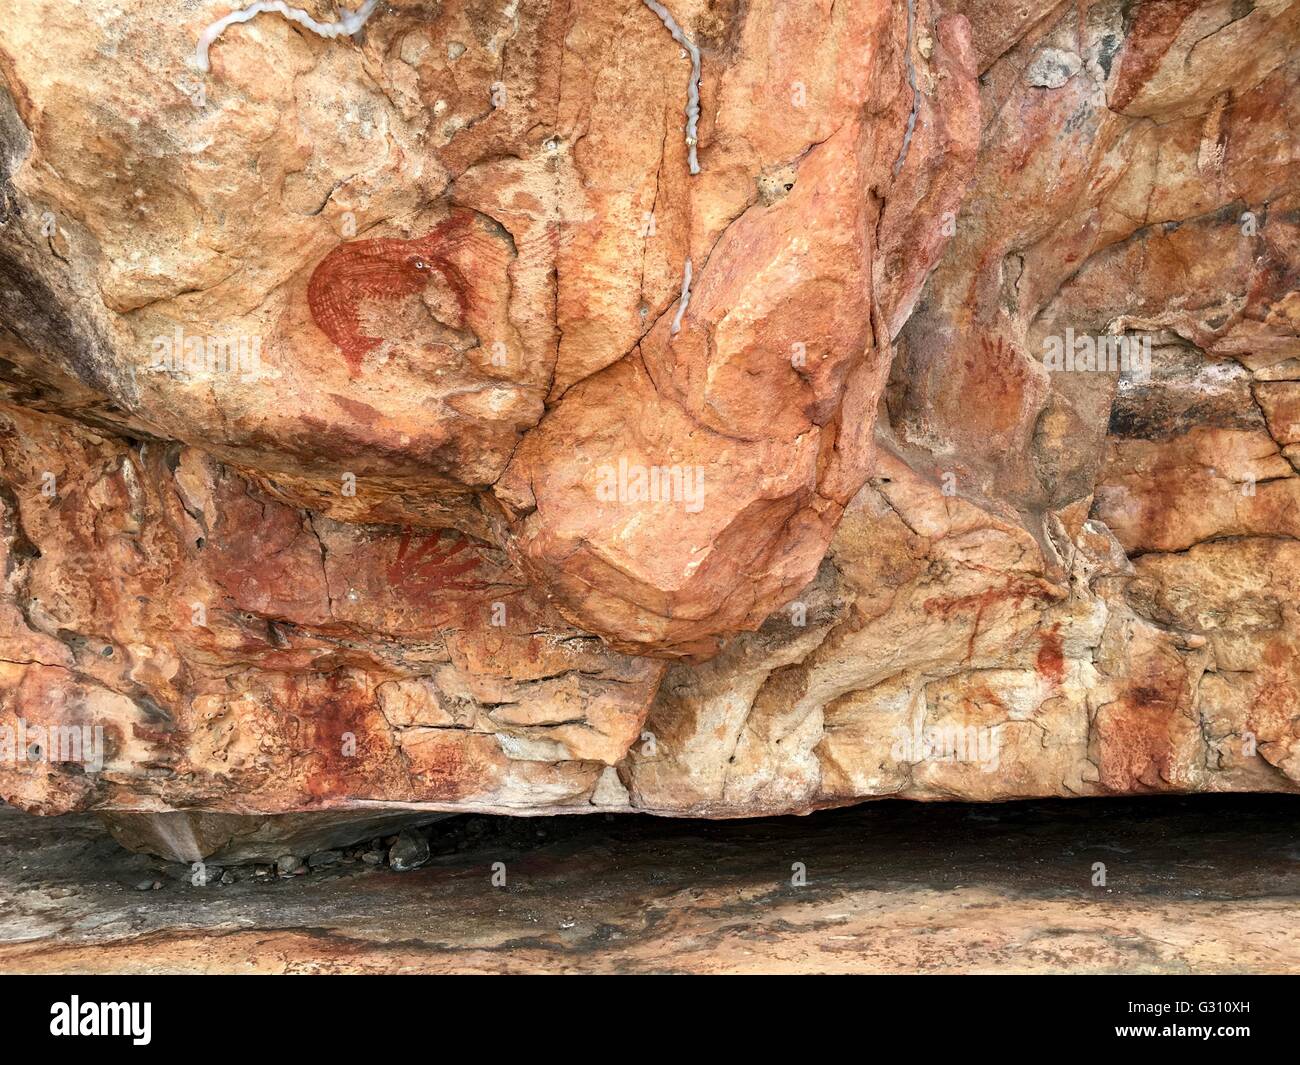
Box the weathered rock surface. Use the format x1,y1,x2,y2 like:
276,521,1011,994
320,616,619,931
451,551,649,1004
0,0,1298,842
5,796,1300,974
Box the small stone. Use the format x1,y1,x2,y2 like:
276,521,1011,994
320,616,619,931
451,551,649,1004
361,851,384,866
307,850,342,868
275,854,302,877
253,865,271,878
220,870,236,885
134,879,160,891
388,830,430,872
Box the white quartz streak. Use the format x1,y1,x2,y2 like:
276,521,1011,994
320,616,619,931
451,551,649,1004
194,0,379,73
892,0,920,177
671,258,693,336
642,0,702,175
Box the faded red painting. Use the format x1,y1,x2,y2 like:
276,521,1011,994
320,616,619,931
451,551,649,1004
308,212,475,376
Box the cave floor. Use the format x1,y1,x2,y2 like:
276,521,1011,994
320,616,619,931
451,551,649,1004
1,795,1298,974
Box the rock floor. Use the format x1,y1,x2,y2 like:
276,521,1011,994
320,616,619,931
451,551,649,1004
2,796,1299,974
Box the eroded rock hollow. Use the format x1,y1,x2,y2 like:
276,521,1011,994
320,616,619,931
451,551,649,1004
0,0,1297,854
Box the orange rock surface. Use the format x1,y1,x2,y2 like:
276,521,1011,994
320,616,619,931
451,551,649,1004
0,0,1297,835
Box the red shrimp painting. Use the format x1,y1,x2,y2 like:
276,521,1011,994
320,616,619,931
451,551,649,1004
307,212,475,377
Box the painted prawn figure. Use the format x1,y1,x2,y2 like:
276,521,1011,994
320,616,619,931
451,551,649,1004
307,212,474,377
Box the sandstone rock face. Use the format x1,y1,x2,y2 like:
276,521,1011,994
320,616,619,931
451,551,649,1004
0,0,1297,837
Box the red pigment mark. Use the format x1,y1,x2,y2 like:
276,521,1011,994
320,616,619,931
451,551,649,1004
959,335,1029,436
129,723,176,748
1262,639,1291,671
407,732,477,803
386,527,489,596
964,680,1009,718
1036,622,1065,685
328,393,382,426
924,576,1052,662
1098,673,1185,792
1109,0,1200,112
308,211,475,377
1245,663,1300,755
301,673,387,803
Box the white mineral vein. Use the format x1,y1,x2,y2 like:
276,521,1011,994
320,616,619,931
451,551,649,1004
892,0,920,177
195,0,379,73
642,0,702,176
671,258,693,336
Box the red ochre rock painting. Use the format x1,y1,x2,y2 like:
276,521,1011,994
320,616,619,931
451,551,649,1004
308,212,476,376
386,526,491,598
5,0,1300,840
